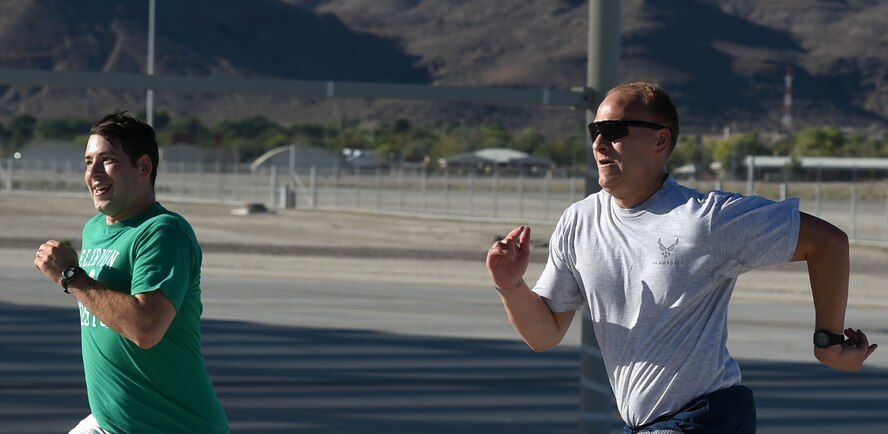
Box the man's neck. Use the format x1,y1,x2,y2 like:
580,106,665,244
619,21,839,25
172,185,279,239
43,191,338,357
610,173,668,209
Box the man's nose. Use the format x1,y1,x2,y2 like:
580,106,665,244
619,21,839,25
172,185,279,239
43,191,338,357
85,162,103,177
594,135,611,151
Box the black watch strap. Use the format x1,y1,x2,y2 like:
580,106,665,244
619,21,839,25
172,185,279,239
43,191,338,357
813,330,844,348
61,266,85,293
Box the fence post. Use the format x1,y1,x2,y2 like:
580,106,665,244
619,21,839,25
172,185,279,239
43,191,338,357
746,155,755,195
421,168,428,213
398,168,405,211
354,165,361,209
468,171,475,216
850,167,858,240
815,165,822,216
518,171,525,220
780,182,787,201
269,166,277,207
443,171,450,216
375,166,382,210
492,168,499,218
544,170,552,221
310,166,318,209
6,158,13,192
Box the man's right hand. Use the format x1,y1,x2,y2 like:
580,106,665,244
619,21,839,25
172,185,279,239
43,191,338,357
486,225,531,293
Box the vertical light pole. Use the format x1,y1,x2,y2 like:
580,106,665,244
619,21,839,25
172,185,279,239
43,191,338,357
581,1,620,433
146,0,156,126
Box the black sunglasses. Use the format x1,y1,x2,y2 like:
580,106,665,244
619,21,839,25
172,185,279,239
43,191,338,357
588,120,672,142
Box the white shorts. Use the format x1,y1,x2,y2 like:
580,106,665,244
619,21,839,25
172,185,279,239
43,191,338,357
69,414,111,434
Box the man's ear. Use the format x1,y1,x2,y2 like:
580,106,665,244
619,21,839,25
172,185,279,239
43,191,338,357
137,155,153,178
655,130,671,154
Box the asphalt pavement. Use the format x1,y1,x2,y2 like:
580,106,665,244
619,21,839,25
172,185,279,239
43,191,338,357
2,263,887,434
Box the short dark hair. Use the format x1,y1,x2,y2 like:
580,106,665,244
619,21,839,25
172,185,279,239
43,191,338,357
89,112,159,187
607,82,680,149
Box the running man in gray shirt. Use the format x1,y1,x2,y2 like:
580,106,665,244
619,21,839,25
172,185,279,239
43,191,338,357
486,82,878,433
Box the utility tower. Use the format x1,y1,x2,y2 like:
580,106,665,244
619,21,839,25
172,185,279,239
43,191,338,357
782,66,793,132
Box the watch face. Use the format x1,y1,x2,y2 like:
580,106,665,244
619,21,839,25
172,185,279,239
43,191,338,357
64,268,76,278
813,331,842,348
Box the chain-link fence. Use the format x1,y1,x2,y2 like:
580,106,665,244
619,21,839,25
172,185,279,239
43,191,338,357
3,157,887,244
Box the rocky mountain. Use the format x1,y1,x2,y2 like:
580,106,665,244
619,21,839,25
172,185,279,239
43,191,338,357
0,0,886,137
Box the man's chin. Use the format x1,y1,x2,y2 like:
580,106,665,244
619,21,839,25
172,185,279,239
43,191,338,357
598,175,620,190
92,199,112,214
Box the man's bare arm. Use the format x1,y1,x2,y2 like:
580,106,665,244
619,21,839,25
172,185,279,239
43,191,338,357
486,226,575,351
792,212,877,371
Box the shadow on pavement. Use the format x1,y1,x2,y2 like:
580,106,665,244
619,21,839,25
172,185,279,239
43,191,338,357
1,301,886,434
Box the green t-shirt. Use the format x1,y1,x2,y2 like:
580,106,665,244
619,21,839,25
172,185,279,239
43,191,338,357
78,203,229,434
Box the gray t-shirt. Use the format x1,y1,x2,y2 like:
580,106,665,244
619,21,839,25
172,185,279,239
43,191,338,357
533,175,800,427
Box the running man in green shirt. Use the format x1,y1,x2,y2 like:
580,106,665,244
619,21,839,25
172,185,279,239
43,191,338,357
35,112,229,434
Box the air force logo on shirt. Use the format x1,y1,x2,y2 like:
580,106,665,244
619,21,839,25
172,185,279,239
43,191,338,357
653,237,684,266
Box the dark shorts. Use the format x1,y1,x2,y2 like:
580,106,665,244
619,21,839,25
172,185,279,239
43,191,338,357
624,385,756,434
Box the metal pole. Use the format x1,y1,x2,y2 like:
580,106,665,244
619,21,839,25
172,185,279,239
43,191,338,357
333,165,340,207
492,168,499,218
582,1,620,432
815,165,822,216
268,164,277,206
746,156,755,195
398,168,404,211
468,171,475,216
518,171,525,220
146,0,155,126
851,167,858,240
443,171,450,216
6,157,13,192
544,170,551,221
421,168,428,213
354,165,361,208
375,166,382,210
310,166,318,209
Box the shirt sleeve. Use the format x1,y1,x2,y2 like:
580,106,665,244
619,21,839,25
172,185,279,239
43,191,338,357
130,221,196,310
532,208,586,313
710,193,800,277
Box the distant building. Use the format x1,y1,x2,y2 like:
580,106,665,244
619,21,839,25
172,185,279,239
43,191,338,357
16,140,84,165
342,148,385,171
160,143,239,169
744,155,888,181
439,147,553,176
250,143,341,173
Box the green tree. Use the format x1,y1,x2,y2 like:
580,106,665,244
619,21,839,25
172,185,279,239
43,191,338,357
213,116,282,139
793,126,844,156
35,117,92,141
546,133,584,169
712,132,767,178
156,116,212,146
668,134,710,176
513,127,547,155
9,114,37,147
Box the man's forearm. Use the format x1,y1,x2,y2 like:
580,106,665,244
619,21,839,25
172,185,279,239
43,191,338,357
805,224,850,334
499,280,574,352
67,277,169,349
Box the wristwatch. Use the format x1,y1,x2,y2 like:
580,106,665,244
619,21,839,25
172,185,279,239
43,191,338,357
61,266,85,294
813,330,844,348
